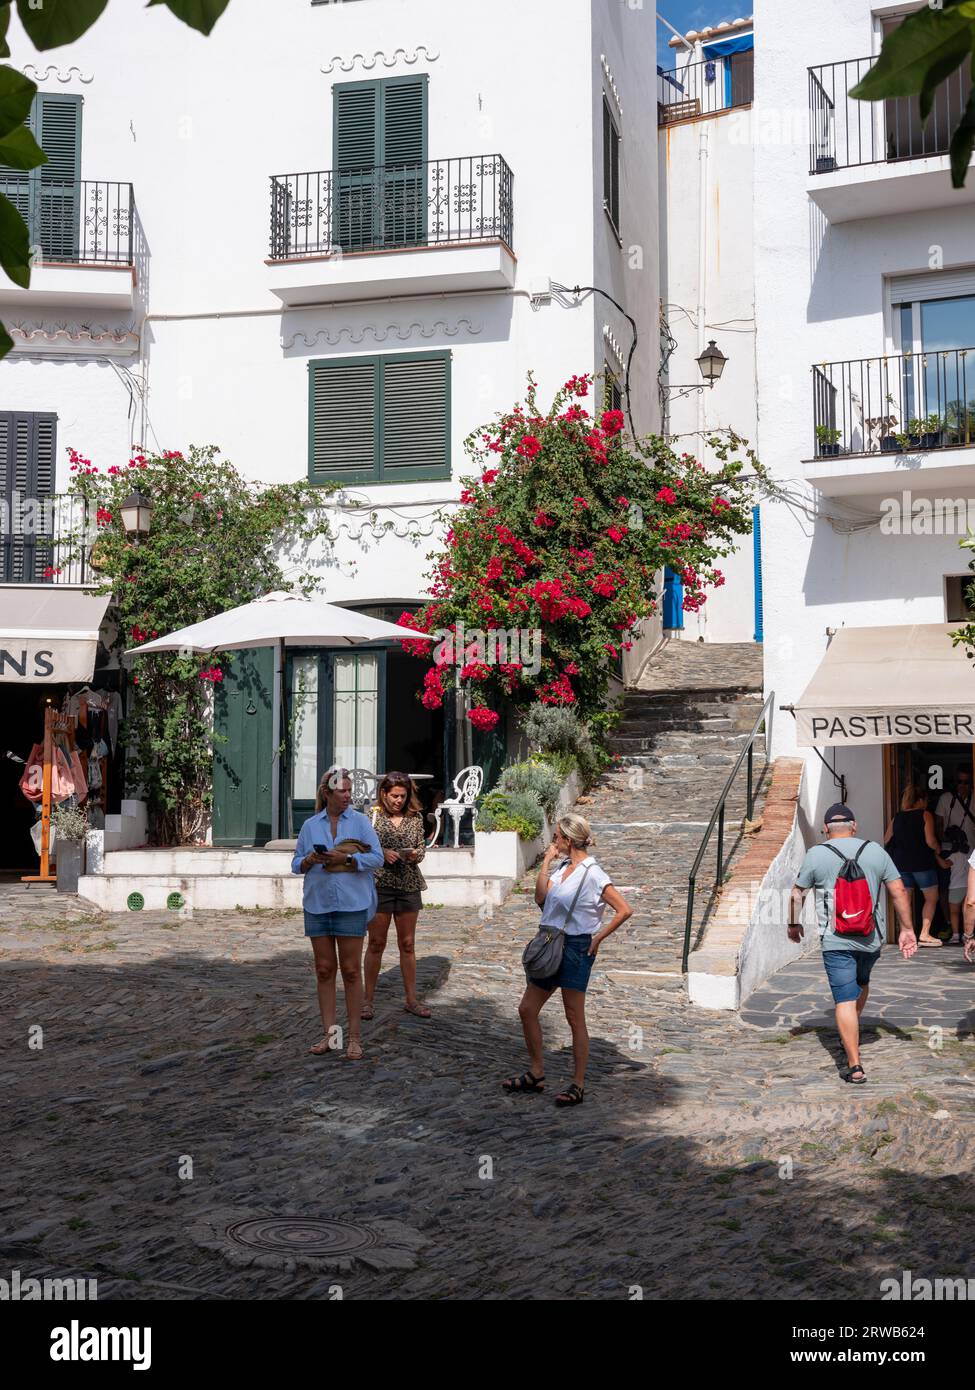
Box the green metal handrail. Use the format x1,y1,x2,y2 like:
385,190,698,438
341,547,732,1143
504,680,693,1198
682,691,774,973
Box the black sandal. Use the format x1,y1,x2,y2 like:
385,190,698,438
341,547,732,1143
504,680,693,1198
555,1083,585,1106
502,1072,545,1093
841,1064,867,1085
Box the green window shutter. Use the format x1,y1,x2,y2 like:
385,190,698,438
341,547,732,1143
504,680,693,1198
380,353,449,481
309,357,379,484
6,93,83,260
382,77,426,165
0,411,57,582
334,82,379,170
603,97,620,234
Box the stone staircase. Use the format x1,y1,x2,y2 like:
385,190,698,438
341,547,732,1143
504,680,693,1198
588,641,768,976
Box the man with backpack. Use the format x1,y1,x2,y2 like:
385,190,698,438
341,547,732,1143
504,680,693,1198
788,803,917,1085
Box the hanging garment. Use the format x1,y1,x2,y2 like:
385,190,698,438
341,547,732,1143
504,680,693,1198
65,689,122,754
66,748,88,804
19,743,75,803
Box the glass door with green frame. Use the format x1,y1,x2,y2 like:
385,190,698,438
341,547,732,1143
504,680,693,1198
288,650,385,833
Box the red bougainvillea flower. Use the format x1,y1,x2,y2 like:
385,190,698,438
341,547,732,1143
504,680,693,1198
564,374,591,398
422,668,445,710
712,568,726,588
198,666,224,683
517,435,542,460
460,488,476,505
468,706,500,732
564,661,580,676
482,469,499,484
42,565,62,579
572,496,590,511
616,496,630,507
711,496,730,513
656,487,677,505
538,674,576,706
533,510,555,528
601,409,625,435
606,526,628,543
460,661,491,682
96,507,112,528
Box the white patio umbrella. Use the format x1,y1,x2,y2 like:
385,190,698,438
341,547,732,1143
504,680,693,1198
125,591,433,837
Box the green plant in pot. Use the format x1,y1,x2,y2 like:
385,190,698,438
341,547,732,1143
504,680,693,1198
919,412,944,450
815,424,843,456
880,395,902,453
51,804,89,893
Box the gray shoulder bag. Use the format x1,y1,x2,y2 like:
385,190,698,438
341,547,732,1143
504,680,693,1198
522,862,592,983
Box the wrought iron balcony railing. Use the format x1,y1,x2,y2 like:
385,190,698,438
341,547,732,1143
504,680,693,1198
1,494,93,585
809,56,973,173
811,348,975,459
0,177,134,266
657,55,754,125
268,153,514,259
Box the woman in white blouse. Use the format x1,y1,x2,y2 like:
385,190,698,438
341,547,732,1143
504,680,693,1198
502,812,632,1107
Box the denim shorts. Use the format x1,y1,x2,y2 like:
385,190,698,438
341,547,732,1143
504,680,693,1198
822,946,880,1003
531,933,595,994
899,868,938,890
304,909,369,939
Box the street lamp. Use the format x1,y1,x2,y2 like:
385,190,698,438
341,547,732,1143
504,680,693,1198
697,339,728,386
120,489,152,542
662,337,730,401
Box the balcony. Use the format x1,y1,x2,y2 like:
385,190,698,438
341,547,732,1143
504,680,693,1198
657,55,754,126
808,58,975,222
266,153,516,307
1,495,93,586
805,347,975,497
0,178,136,310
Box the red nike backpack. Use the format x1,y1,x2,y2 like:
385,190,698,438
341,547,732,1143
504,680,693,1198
824,842,876,937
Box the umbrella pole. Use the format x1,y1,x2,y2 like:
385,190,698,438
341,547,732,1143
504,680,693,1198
271,636,282,841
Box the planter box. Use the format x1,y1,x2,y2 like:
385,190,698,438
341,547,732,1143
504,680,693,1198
817,443,842,456
815,155,836,173
920,431,943,450
880,435,902,453
56,839,85,893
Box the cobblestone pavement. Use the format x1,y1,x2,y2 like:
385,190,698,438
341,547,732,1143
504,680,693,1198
2,647,972,1302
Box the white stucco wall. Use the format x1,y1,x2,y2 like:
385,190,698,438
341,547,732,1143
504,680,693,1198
658,70,758,644
4,0,660,615
754,0,975,833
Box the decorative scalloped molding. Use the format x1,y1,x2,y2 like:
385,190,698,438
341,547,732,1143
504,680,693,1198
333,517,440,542
22,64,94,84
603,324,625,372
9,324,139,357
282,318,482,350
321,46,439,75
601,55,623,117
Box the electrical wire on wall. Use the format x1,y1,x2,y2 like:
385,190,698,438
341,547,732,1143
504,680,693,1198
549,281,639,441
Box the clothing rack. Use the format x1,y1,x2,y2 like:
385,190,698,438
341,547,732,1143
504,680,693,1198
77,693,108,820
22,707,76,885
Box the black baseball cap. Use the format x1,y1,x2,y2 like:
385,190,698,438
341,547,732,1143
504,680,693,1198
824,803,856,825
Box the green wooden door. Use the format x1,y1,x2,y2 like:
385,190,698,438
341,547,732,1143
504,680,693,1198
212,648,275,846
333,75,427,250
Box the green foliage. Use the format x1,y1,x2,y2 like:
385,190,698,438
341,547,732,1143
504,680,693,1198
0,66,36,136
64,444,335,844
404,375,763,731
497,759,563,818
850,3,975,187
477,790,544,841
15,0,109,51
147,0,231,36
519,702,603,788
0,189,30,288
51,804,89,844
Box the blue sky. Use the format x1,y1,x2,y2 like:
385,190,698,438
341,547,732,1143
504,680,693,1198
656,4,742,66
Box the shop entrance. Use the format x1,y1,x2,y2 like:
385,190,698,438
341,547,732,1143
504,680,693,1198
883,741,975,941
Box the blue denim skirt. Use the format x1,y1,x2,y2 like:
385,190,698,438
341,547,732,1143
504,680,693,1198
304,909,369,939
531,933,595,993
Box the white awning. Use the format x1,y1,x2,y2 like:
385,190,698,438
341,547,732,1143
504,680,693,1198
795,624,975,747
0,587,111,684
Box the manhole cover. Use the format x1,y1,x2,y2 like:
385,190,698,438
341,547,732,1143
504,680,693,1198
127,892,144,911
226,1217,381,1258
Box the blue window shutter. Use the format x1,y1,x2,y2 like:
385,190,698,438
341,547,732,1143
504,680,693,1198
753,505,764,643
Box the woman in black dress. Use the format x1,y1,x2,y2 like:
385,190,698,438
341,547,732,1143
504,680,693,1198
363,772,431,1018
884,784,951,947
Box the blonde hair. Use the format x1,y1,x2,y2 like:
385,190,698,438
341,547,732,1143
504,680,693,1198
316,766,350,813
556,812,593,851
900,783,925,812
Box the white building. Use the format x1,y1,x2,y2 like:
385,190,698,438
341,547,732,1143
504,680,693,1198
658,15,760,644
0,0,659,854
753,0,975,846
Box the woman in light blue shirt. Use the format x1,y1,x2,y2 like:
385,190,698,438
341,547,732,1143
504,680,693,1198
292,768,383,1060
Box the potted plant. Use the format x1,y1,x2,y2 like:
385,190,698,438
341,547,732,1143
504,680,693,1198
51,804,88,893
919,412,944,450
815,424,843,456
946,400,974,446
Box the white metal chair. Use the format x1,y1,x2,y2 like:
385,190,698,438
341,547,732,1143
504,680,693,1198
429,765,484,847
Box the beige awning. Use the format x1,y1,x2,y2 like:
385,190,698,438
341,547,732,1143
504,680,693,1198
0,586,110,684
795,624,975,747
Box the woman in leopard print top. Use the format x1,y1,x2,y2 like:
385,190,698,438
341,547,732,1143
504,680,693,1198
364,773,431,1019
